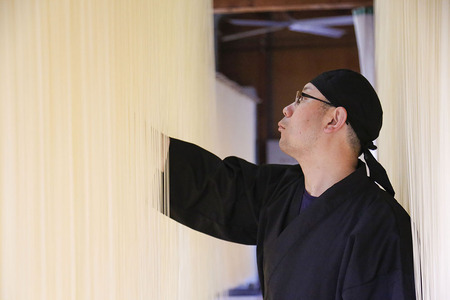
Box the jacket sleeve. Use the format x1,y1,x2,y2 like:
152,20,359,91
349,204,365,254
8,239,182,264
168,138,288,245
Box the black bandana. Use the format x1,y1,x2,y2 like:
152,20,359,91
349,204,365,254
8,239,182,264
310,69,395,196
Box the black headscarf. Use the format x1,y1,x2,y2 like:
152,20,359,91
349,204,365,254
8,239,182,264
310,69,395,196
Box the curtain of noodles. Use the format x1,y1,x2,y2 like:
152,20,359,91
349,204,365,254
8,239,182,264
375,0,450,299
0,0,254,299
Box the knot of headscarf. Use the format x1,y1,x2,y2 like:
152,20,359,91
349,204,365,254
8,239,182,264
363,141,377,151
310,69,395,197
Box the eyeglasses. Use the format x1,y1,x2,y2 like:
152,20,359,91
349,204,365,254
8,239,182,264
295,91,335,106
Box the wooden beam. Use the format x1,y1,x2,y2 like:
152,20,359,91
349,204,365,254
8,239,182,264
214,0,373,14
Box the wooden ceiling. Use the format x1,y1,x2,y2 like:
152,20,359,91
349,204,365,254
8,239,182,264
214,0,373,14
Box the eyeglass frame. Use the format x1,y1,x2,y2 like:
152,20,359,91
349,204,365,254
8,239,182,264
295,91,350,125
295,91,335,107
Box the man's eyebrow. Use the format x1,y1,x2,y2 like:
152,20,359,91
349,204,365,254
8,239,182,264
302,86,311,92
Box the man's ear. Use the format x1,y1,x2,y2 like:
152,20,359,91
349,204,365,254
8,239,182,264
324,107,348,133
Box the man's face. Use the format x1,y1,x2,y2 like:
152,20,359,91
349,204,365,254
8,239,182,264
277,83,330,158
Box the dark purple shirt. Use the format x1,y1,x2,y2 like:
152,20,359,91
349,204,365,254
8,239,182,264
300,189,318,212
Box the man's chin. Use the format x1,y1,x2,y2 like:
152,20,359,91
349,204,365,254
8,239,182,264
278,140,289,155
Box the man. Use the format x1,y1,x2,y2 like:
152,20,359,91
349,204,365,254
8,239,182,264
168,69,415,299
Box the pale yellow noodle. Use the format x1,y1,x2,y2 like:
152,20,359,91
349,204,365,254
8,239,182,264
0,0,255,299
375,1,450,299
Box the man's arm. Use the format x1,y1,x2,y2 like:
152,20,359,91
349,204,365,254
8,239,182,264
167,138,289,245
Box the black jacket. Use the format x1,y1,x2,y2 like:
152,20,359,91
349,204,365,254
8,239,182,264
169,138,415,300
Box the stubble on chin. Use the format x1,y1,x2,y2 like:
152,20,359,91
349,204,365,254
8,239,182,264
279,138,294,156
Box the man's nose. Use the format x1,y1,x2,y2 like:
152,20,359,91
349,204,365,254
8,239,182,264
283,103,294,117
